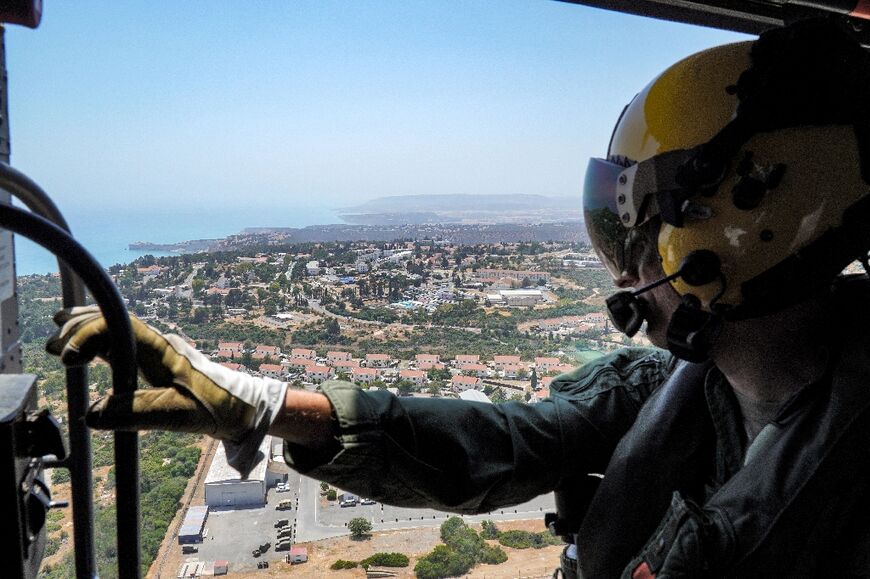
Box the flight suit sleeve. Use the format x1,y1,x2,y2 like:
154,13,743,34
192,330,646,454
284,347,673,514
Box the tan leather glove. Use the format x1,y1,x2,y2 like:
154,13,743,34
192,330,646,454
46,305,287,478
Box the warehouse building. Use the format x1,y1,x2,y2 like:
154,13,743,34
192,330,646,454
204,437,273,507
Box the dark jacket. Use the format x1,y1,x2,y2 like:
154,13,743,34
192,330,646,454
284,284,870,577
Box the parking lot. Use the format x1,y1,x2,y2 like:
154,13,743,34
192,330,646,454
178,471,555,572
179,479,301,573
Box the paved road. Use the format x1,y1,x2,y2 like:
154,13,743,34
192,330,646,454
294,472,555,543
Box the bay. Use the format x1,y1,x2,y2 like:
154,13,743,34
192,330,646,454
14,204,343,276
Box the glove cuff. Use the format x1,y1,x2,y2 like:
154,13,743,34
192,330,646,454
223,378,288,478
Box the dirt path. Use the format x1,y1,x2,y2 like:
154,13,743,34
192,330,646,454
148,436,217,579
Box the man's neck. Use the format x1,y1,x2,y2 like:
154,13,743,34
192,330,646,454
710,299,834,403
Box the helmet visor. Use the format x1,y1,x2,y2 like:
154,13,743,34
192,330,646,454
583,157,634,279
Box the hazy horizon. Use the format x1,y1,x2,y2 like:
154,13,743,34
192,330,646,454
6,1,748,218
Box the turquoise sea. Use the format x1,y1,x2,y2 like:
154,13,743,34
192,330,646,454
14,204,343,276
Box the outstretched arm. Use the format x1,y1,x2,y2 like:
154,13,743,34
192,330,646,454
47,307,671,511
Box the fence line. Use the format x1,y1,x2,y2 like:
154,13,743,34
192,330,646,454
153,436,217,579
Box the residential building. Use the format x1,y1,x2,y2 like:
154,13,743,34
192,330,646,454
501,363,526,379
327,351,352,364
452,375,482,392
287,357,317,370
418,361,446,371
365,353,392,368
306,261,320,276
415,354,440,367
534,357,562,372
399,369,426,387
334,360,361,373
218,341,244,354
305,365,333,383
259,364,283,379
454,354,480,367
291,348,316,360
493,355,522,370
462,363,489,377
137,265,166,279
473,269,550,284
255,345,281,358
352,367,378,385
219,362,243,372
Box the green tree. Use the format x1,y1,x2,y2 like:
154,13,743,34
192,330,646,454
192,307,209,324
191,278,205,296
348,517,372,539
396,379,416,396
480,520,500,539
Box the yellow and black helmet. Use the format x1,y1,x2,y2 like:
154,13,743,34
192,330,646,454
584,19,870,358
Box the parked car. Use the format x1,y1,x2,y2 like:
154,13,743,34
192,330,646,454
339,493,358,507
181,545,198,554
275,541,292,551
275,519,289,528
360,497,376,505
252,548,261,558
277,499,293,510
259,542,271,552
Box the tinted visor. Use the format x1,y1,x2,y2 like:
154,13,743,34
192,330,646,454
583,157,634,279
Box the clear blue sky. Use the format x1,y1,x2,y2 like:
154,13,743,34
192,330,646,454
6,1,749,215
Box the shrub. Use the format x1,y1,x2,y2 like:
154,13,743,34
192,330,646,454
360,552,410,568
497,530,562,549
480,520,499,539
479,543,508,564
348,517,372,539
44,535,62,557
51,468,70,485
327,489,337,501
414,544,475,579
330,559,358,570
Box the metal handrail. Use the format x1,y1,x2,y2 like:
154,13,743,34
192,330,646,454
0,203,140,578
0,161,99,577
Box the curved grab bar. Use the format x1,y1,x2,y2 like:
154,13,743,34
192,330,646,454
0,161,98,577
0,204,140,579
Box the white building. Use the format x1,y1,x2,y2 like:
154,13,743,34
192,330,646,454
499,289,545,307
306,261,320,276
204,438,272,507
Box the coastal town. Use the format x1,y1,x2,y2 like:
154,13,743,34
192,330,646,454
22,237,653,578
109,238,648,403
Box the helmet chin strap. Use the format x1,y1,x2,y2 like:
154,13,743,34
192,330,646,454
605,250,724,361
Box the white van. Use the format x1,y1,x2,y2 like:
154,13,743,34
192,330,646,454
338,493,358,507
